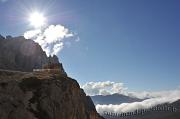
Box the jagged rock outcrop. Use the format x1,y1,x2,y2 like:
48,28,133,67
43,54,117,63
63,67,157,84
0,70,103,119
0,35,103,119
0,35,66,74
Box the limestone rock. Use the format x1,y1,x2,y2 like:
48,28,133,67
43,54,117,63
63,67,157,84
0,35,66,75
0,70,103,119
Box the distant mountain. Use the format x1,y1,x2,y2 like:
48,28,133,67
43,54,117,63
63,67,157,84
91,93,143,105
0,35,66,74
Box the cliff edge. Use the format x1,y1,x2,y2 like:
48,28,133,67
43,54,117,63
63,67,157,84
0,35,65,75
0,71,103,119
0,35,103,119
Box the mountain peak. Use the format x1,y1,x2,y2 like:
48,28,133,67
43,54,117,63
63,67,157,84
0,35,104,119
0,35,66,74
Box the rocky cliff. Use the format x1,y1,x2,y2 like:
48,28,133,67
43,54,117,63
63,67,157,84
0,70,103,119
0,35,65,75
0,35,103,119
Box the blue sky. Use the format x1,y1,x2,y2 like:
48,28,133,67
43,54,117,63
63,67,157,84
0,0,180,91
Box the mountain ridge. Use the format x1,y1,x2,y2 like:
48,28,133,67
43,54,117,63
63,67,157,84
0,35,65,74
91,93,143,105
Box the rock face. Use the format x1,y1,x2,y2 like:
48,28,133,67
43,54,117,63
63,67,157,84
0,70,103,119
0,35,103,119
0,35,66,75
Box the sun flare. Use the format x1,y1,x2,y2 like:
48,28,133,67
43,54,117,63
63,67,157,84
29,12,46,28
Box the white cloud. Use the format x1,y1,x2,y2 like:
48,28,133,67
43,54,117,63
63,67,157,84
43,25,73,44
81,81,180,99
75,36,80,42
52,43,64,55
24,29,41,39
24,24,74,56
81,81,127,96
96,90,180,114
127,89,180,99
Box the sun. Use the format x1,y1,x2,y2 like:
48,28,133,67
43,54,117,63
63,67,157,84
29,12,46,28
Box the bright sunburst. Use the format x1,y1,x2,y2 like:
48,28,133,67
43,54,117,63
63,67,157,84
29,12,46,28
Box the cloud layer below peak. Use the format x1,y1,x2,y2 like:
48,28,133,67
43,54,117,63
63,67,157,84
96,93,180,114
81,81,180,114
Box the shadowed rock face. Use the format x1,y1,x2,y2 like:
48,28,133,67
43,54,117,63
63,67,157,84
0,35,103,119
0,35,65,74
0,71,103,119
